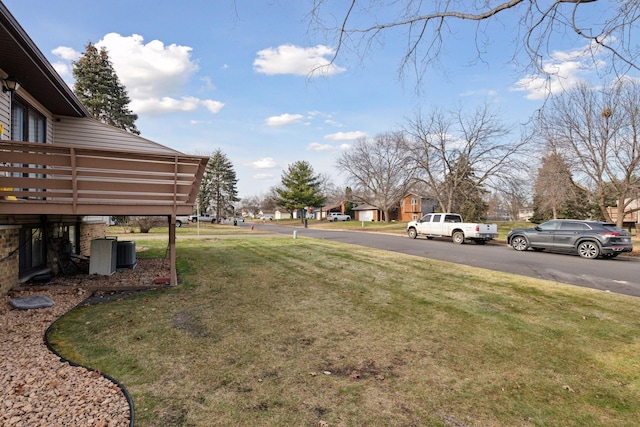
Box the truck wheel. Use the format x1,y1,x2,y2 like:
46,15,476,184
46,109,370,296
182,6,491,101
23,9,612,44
452,231,464,244
407,228,418,239
175,220,182,228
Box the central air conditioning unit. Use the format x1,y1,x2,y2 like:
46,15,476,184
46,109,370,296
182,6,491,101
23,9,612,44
116,241,137,269
89,238,117,275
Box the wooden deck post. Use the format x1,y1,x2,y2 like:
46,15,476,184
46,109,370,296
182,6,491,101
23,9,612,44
169,215,177,286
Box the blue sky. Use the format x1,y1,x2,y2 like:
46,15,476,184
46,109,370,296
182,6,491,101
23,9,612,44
3,0,626,199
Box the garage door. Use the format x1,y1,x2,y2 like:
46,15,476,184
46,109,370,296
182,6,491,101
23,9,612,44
358,211,374,221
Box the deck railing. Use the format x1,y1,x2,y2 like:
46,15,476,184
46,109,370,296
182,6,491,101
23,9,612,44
0,140,208,215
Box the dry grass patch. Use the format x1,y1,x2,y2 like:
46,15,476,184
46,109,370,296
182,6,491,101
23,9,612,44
48,237,640,426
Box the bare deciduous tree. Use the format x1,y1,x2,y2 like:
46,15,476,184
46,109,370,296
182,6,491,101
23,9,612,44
308,1,640,85
541,79,640,226
337,132,416,222
405,103,526,214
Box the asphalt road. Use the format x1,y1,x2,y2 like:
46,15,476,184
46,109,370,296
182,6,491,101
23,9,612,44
245,222,640,298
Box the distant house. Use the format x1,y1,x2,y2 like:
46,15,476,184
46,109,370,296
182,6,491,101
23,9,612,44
518,207,534,221
607,198,640,229
274,210,291,220
398,194,438,222
0,3,207,295
352,204,383,221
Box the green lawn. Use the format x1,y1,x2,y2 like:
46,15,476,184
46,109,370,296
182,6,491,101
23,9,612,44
48,236,640,426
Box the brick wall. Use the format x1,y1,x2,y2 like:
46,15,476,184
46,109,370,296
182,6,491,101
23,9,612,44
79,222,107,257
0,226,20,295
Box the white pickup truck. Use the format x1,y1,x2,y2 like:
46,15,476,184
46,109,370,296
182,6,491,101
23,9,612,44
406,213,498,244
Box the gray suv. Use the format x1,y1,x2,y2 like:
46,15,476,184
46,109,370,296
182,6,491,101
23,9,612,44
507,219,633,259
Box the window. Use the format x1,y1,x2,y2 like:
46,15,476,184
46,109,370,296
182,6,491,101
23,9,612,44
11,98,46,143
11,98,46,198
19,227,45,276
411,197,418,205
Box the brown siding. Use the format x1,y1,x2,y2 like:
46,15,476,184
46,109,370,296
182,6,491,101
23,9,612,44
0,91,9,136
400,194,422,222
54,117,181,154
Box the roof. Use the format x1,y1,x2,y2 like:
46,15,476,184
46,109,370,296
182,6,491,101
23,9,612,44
352,204,380,211
0,2,89,117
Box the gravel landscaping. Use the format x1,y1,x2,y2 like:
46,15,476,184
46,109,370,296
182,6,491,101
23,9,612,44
1,258,170,427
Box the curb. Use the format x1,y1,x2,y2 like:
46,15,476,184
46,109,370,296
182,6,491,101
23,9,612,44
44,292,135,427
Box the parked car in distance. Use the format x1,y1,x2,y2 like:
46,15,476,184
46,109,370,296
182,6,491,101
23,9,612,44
190,214,216,223
507,219,633,259
328,212,351,221
259,215,273,220
175,216,191,227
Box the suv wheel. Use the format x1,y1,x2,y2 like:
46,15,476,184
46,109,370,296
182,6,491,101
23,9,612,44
577,241,600,259
510,235,528,251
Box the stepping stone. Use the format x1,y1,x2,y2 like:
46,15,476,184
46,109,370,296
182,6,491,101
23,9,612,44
9,295,55,310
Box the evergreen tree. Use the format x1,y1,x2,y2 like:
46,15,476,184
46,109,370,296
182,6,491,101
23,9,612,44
73,42,139,134
444,155,488,221
276,161,326,221
198,149,239,221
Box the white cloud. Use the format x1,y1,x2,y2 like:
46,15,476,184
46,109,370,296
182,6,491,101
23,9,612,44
324,119,343,127
97,33,197,98
511,44,606,100
52,46,81,61
266,113,305,127
253,44,345,77
324,131,367,141
202,99,225,114
130,96,200,114
250,158,277,169
307,142,333,152
54,33,225,115
51,62,71,79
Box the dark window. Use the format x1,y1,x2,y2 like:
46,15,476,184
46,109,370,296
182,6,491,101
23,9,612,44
11,98,46,143
538,221,559,231
19,227,46,276
559,222,587,230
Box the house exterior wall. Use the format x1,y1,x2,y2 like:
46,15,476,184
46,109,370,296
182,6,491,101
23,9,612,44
79,222,108,257
0,225,20,294
400,194,422,222
0,88,8,135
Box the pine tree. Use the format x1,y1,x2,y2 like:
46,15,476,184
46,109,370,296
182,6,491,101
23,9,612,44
197,149,239,221
276,161,326,221
73,42,140,134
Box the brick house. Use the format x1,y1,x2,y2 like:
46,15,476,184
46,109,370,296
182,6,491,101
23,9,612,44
0,3,207,295
398,193,438,222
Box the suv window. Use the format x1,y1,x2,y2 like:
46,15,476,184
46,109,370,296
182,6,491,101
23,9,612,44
433,214,442,222
421,214,432,222
559,221,588,230
537,221,559,231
